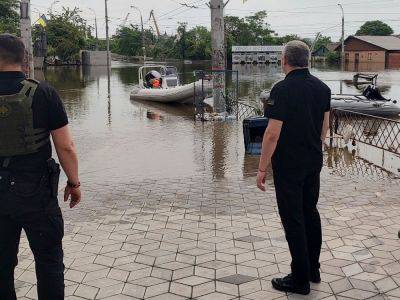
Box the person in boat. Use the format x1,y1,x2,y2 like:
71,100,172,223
256,40,331,295
0,34,81,300
145,70,162,89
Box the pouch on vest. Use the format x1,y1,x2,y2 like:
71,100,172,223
0,79,50,157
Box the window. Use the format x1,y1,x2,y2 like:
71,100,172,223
368,53,372,61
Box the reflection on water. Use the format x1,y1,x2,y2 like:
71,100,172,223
42,62,399,184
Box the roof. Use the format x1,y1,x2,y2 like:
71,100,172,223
326,42,340,52
313,42,340,54
232,45,284,52
347,36,400,51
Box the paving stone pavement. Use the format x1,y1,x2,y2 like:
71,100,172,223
15,167,400,300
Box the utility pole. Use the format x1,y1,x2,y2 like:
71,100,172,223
20,0,34,78
105,0,111,69
105,0,111,98
210,0,226,114
89,8,99,50
338,3,345,70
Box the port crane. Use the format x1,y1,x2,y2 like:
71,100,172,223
148,10,160,37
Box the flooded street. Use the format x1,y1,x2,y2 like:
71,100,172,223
15,63,400,300
38,62,399,183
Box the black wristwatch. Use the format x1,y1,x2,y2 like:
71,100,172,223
67,181,81,189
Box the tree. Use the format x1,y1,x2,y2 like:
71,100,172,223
175,23,188,59
46,8,89,62
0,0,19,35
186,26,212,60
356,21,394,36
112,25,142,57
313,35,332,52
225,11,275,59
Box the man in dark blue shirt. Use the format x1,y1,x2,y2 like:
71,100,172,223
0,34,81,300
257,40,331,295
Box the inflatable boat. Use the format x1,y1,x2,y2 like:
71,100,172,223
331,85,400,117
260,85,400,117
130,65,211,104
330,96,400,117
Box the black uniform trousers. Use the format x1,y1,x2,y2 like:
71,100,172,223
0,169,64,300
273,167,322,285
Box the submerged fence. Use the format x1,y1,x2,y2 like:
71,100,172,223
331,109,400,155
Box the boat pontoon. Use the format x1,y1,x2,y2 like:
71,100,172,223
130,65,211,104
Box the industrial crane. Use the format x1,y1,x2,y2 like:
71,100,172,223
122,13,130,27
148,10,160,37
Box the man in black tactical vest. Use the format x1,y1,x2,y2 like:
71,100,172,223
0,34,81,299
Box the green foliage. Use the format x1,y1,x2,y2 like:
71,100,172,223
313,36,332,52
326,51,340,64
186,26,212,60
356,21,394,36
46,8,90,62
0,0,19,35
112,25,143,56
112,23,212,61
225,11,275,59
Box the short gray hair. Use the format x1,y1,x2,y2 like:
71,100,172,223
283,40,310,68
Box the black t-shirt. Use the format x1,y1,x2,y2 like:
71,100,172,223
0,71,68,171
265,68,331,171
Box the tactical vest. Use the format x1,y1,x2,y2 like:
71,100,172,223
0,79,50,158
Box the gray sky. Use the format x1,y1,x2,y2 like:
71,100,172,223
31,0,400,41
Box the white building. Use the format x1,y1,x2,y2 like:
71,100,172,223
232,45,284,64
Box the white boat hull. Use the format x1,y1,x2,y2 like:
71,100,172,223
130,80,210,104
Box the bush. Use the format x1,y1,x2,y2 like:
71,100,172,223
327,51,341,64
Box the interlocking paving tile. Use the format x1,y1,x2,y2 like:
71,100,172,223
217,274,258,285
234,235,267,243
15,169,400,299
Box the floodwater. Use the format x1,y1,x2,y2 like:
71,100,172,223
37,62,400,184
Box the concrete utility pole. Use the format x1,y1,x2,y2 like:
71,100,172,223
210,0,226,114
20,0,34,78
338,3,345,70
105,0,111,69
89,8,99,50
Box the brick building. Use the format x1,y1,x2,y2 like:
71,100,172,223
335,36,400,68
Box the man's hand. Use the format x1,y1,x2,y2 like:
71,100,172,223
256,170,267,192
64,185,81,208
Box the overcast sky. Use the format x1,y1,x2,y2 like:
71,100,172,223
31,0,400,41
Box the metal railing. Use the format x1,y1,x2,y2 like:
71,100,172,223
331,109,400,155
235,100,262,120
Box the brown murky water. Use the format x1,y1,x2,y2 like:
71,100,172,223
37,62,400,183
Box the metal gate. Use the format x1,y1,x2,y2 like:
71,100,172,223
193,70,239,120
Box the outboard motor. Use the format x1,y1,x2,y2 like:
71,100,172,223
363,85,387,101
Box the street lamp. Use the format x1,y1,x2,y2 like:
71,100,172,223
131,5,146,62
88,8,99,50
338,3,345,70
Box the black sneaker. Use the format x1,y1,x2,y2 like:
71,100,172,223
271,274,310,295
310,270,321,283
